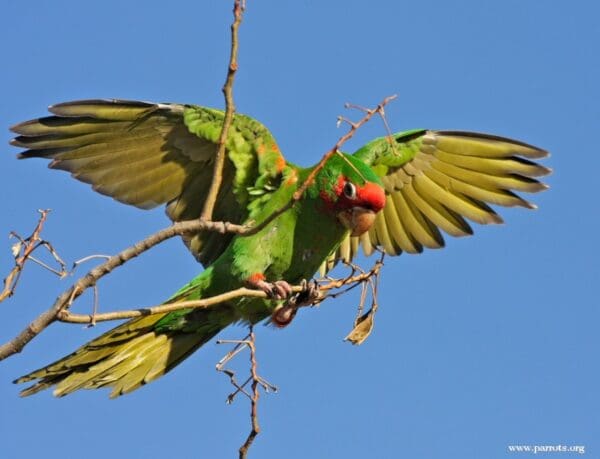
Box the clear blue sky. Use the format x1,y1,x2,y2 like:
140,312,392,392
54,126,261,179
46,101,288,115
1,1,597,458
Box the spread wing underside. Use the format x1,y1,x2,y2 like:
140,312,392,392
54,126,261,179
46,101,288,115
320,130,550,274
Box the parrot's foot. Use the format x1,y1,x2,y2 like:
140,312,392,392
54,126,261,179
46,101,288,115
294,279,322,306
271,279,322,328
271,303,297,328
262,279,293,299
247,274,293,300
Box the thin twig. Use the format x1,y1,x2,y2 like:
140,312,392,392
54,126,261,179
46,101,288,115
201,0,245,221
1,209,50,303
216,336,254,402
239,328,260,459
86,285,100,328
39,240,68,277
71,254,111,273
376,103,399,156
27,255,64,278
295,95,397,201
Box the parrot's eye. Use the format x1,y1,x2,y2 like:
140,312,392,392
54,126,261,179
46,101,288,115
343,182,357,199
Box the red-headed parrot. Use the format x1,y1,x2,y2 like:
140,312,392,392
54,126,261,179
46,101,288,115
9,99,550,397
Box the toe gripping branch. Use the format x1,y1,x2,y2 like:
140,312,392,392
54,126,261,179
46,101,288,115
246,274,322,328
271,279,322,328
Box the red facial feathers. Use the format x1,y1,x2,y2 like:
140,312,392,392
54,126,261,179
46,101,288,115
355,181,385,212
325,175,385,212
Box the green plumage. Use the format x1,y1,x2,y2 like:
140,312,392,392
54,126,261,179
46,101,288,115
9,99,550,397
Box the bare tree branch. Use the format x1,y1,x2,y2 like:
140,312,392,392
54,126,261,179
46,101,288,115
0,217,244,361
201,0,245,221
58,261,383,324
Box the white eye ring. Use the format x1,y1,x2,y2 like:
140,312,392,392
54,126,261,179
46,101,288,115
343,182,357,199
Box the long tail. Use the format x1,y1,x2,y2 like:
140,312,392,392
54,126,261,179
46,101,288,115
14,302,232,398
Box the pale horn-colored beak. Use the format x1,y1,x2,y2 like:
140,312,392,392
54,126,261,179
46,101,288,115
338,207,377,236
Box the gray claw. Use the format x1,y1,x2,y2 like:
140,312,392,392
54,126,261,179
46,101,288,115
254,279,293,300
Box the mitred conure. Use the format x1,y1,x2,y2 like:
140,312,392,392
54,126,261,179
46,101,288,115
9,100,550,397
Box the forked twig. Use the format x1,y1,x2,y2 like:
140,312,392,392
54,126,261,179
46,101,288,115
1,209,53,303
217,338,254,402
216,328,274,458
239,329,261,459
343,251,385,345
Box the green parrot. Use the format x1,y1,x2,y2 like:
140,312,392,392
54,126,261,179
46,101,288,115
9,99,550,398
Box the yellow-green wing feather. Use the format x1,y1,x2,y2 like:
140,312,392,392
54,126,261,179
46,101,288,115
320,130,550,274
11,99,287,266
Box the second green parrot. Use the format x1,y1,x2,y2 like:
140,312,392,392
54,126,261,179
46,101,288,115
9,99,550,397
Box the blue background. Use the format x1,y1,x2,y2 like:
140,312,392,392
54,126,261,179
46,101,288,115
0,1,597,458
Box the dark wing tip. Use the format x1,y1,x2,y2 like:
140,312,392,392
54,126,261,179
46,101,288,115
13,375,30,384
49,99,157,116
395,129,428,143
49,98,155,109
16,148,65,160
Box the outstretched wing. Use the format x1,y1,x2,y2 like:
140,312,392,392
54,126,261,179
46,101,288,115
11,99,288,266
321,129,551,273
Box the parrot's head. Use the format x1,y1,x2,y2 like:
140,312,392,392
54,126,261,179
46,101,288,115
317,153,386,236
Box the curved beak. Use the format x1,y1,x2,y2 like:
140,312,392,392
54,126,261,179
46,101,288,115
338,207,377,237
